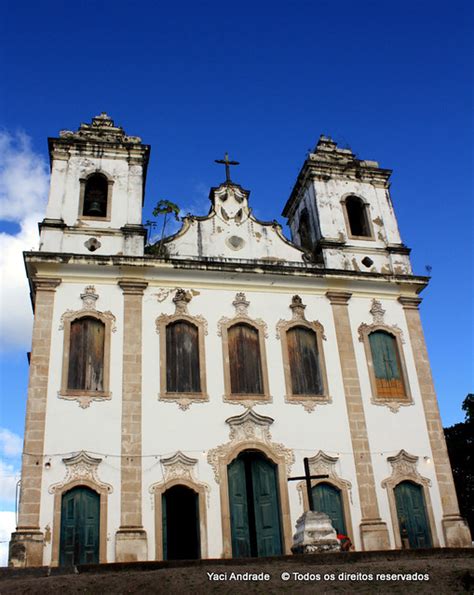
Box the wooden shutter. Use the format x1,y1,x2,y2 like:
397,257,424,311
166,321,201,393
228,457,252,557
287,326,323,395
228,323,263,394
369,330,405,397
67,317,105,391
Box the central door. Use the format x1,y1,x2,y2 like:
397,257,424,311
162,485,200,560
394,481,432,548
228,450,283,557
59,486,100,566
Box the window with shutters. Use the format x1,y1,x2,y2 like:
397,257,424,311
166,320,201,393
342,195,373,239
60,310,113,407
358,323,412,411
79,172,113,220
219,314,270,406
156,309,208,408
277,313,330,411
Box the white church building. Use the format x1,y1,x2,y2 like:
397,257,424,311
9,113,471,567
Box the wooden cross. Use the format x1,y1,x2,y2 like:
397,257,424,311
215,152,240,183
288,457,329,512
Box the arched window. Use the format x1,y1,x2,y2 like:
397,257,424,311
166,320,201,393
287,326,322,395
67,316,105,391
228,323,263,394
345,196,371,238
298,208,313,251
83,173,108,217
368,330,405,397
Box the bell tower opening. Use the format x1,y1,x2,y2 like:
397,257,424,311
83,173,108,218
345,195,371,238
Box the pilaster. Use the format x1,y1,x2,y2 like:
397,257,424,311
326,291,390,550
398,296,471,547
115,278,148,562
9,278,61,567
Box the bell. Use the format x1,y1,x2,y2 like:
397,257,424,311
87,200,104,216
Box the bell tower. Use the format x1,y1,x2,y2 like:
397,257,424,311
39,113,150,256
282,136,412,275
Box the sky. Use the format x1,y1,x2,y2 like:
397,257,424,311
0,0,473,563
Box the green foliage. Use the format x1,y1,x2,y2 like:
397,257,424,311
444,394,474,535
152,199,180,220
146,199,181,256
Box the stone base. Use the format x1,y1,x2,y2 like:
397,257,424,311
360,519,390,551
442,515,472,547
115,527,148,562
291,511,341,554
9,530,44,568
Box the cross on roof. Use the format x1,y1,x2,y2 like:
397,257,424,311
215,152,240,183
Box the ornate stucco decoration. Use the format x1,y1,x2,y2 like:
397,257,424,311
296,450,352,504
59,112,142,144
207,409,294,484
217,292,268,338
382,450,431,491
49,451,113,494
155,289,209,410
59,286,117,331
357,299,403,343
211,184,251,225
276,296,330,412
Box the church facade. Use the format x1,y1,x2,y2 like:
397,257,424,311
9,114,471,567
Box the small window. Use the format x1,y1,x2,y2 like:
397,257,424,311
83,173,108,217
228,323,263,394
166,320,201,393
287,326,323,395
345,196,371,238
67,317,105,391
298,209,313,251
369,330,405,397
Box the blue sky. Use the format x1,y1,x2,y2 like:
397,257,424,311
0,0,472,538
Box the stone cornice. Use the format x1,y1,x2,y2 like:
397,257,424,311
398,296,423,310
33,277,62,292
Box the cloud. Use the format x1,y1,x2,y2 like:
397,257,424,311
0,131,49,352
0,511,16,567
0,429,22,458
0,459,20,508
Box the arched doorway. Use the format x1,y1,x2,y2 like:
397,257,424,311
59,486,100,566
394,481,432,548
312,482,346,535
162,485,200,560
227,450,283,557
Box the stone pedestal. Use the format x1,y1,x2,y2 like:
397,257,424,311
115,527,148,562
360,519,390,551
9,530,44,568
442,515,472,547
291,511,341,554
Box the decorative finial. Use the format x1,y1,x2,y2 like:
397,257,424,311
232,292,250,316
290,295,306,320
370,299,385,323
173,288,191,315
80,286,99,310
215,152,240,183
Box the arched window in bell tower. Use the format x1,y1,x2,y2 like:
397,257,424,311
83,173,109,218
344,196,372,238
298,208,313,252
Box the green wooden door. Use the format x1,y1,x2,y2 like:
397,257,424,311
312,482,346,535
228,452,282,557
60,487,100,566
251,456,283,556
394,481,432,548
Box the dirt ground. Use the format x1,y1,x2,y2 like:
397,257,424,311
1,551,473,594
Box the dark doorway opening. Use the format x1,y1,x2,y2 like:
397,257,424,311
395,480,432,548
162,485,200,560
